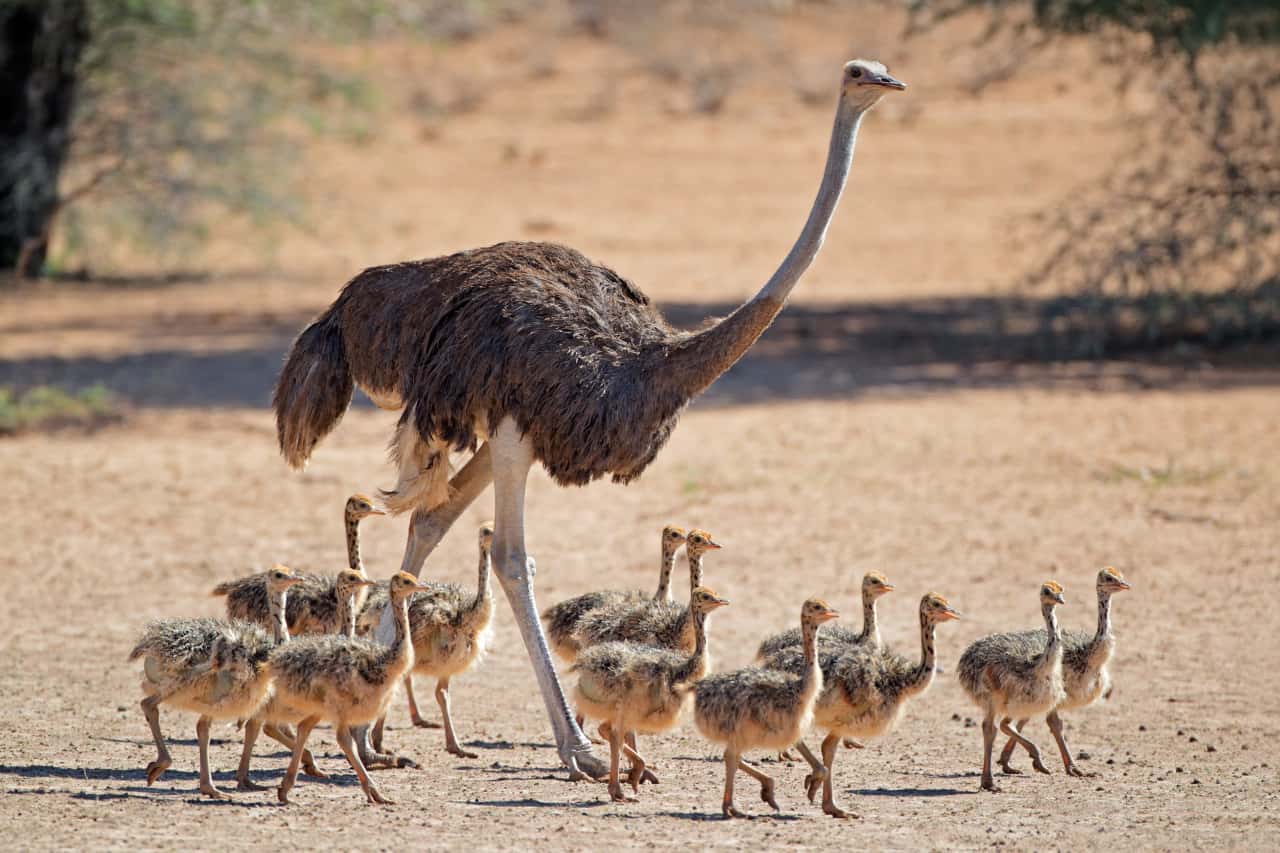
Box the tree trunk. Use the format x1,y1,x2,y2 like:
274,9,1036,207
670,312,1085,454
0,0,88,278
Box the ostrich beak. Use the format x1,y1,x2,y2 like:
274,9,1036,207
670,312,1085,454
865,71,906,91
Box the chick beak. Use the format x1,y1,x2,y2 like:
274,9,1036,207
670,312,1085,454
869,72,906,91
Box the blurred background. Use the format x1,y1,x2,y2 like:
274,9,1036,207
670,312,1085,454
1,0,1277,433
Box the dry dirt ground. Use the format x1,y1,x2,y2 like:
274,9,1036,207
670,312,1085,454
2,10,1279,851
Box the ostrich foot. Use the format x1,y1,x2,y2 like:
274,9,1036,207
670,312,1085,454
363,749,418,770
823,799,858,819
999,761,1023,775
1065,763,1094,778
365,785,394,805
760,778,779,812
410,715,443,730
562,746,608,782
301,756,329,780
843,739,864,750
722,802,747,819
803,770,827,803
980,774,1002,793
776,750,796,762
608,781,637,803
199,782,232,801
1032,757,1051,775
235,777,271,792
446,744,478,759
145,757,171,786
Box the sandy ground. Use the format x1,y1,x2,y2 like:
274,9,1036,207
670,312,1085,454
3,8,1279,851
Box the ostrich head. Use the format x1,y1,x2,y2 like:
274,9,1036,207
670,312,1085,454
663,525,688,550
264,565,302,595
920,592,961,623
1096,566,1131,595
335,568,375,597
346,493,386,519
478,521,495,551
861,571,895,601
841,59,906,111
802,597,841,625
1040,581,1067,607
686,529,722,557
690,585,731,614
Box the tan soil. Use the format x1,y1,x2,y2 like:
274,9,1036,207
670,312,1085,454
2,9,1278,851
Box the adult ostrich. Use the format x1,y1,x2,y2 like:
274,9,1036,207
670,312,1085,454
273,59,904,778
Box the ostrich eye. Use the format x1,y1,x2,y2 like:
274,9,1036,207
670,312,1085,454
850,68,862,78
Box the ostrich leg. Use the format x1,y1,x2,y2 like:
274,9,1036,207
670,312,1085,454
358,442,493,767
489,419,606,780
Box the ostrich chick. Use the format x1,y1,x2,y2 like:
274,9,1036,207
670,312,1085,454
543,525,687,663
958,581,1067,792
368,522,496,758
999,567,1131,777
129,566,300,799
782,593,961,818
694,598,839,818
757,570,894,759
213,494,384,636
234,568,376,790
269,571,430,805
572,586,729,803
575,529,722,652
757,571,895,663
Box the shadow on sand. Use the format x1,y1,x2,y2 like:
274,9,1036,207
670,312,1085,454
3,294,1276,414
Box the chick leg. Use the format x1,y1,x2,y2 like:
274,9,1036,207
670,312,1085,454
140,694,172,786
1000,716,1049,774
818,732,857,819
337,724,394,805
998,717,1030,774
277,715,319,804
1047,711,1093,777
436,677,477,758
196,715,231,800
408,675,442,729
736,757,779,813
981,714,1001,792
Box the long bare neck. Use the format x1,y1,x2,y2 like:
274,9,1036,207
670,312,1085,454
472,546,491,611
336,591,357,638
800,618,824,690
687,549,705,590
1095,590,1113,640
906,613,939,695
1085,589,1114,658
1041,602,1061,661
345,511,364,574
654,544,679,601
674,609,710,684
269,589,291,644
378,595,414,671
860,593,880,647
663,101,867,398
